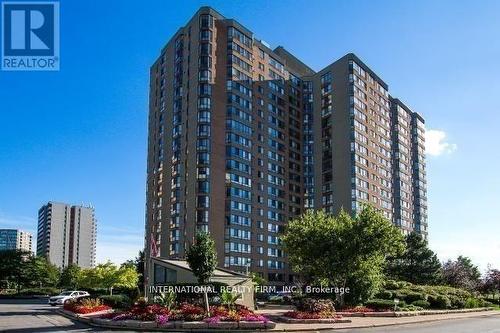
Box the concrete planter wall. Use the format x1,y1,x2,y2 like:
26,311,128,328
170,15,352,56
91,317,275,330
59,309,275,330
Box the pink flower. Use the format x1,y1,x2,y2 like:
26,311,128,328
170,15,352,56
203,316,221,324
156,314,169,326
243,314,269,322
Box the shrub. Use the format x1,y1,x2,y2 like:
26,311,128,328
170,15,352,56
18,287,60,296
221,291,241,310
365,299,395,311
428,295,451,309
383,280,400,290
449,295,466,309
404,292,427,303
411,300,430,309
375,290,393,299
64,298,110,314
295,298,335,313
464,298,479,308
100,294,131,309
153,291,176,310
80,298,103,308
399,304,423,312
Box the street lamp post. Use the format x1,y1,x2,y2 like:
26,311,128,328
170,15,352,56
394,298,400,312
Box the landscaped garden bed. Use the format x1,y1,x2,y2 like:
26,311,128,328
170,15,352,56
61,297,275,330
280,298,351,324
63,298,111,314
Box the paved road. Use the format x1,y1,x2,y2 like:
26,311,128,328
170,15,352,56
1,299,499,332
331,314,500,333
0,298,121,333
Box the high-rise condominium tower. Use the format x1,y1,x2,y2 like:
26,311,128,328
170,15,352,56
0,229,33,252
145,7,427,284
37,202,96,268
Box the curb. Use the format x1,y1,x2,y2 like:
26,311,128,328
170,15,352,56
57,308,500,332
269,310,500,331
57,309,276,331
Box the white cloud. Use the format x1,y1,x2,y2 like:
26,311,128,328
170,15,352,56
425,129,457,156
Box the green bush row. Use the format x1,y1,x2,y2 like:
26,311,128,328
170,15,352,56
17,287,61,296
99,294,131,309
372,280,492,310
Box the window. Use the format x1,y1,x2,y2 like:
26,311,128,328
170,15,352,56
199,83,212,95
197,195,210,208
197,152,210,164
199,56,212,68
197,138,210,151
197,124,211,136
197,181,210,193
198,97,211,109
199,42,212,55
199,70,212,81
199,30,212,41
199,14,214,28
198,110,211,122
226,119,252,135
269,57,285,73
227,27,252,48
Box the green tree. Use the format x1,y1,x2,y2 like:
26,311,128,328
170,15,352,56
250,272,266,286
0,250,30,292
116,265,139,290
122,251,145,293
135,250,145,292
59,264,81,289
281,205,405,304
78,267,100,290
442,256,481,291
186,231,218,315
186,231,218,284
386,232,442,285
24,256,59,288
78,261,138,295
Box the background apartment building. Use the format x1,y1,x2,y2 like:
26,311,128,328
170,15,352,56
145,7,428,283
0,229,33,252
37,202,96,268
391,99,428,236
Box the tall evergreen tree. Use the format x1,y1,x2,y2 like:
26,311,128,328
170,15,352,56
185,232,217,284
386,232,442,285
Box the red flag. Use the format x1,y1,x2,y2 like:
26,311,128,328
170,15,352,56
150,233,159,257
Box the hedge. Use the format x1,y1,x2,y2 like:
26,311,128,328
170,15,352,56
99,294,131,309
365,299,397,310
411,300,431,309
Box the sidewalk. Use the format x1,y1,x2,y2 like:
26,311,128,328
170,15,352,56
257,309,500,331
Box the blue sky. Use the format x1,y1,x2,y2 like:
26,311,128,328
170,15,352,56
1,0,499,271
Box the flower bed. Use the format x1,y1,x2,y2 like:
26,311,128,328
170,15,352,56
63,298,111,314
341,306,375,313
284,310,339,319
281,311,350,324
96,300,272,329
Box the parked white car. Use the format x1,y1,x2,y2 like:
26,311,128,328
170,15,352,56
48,291,90,306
